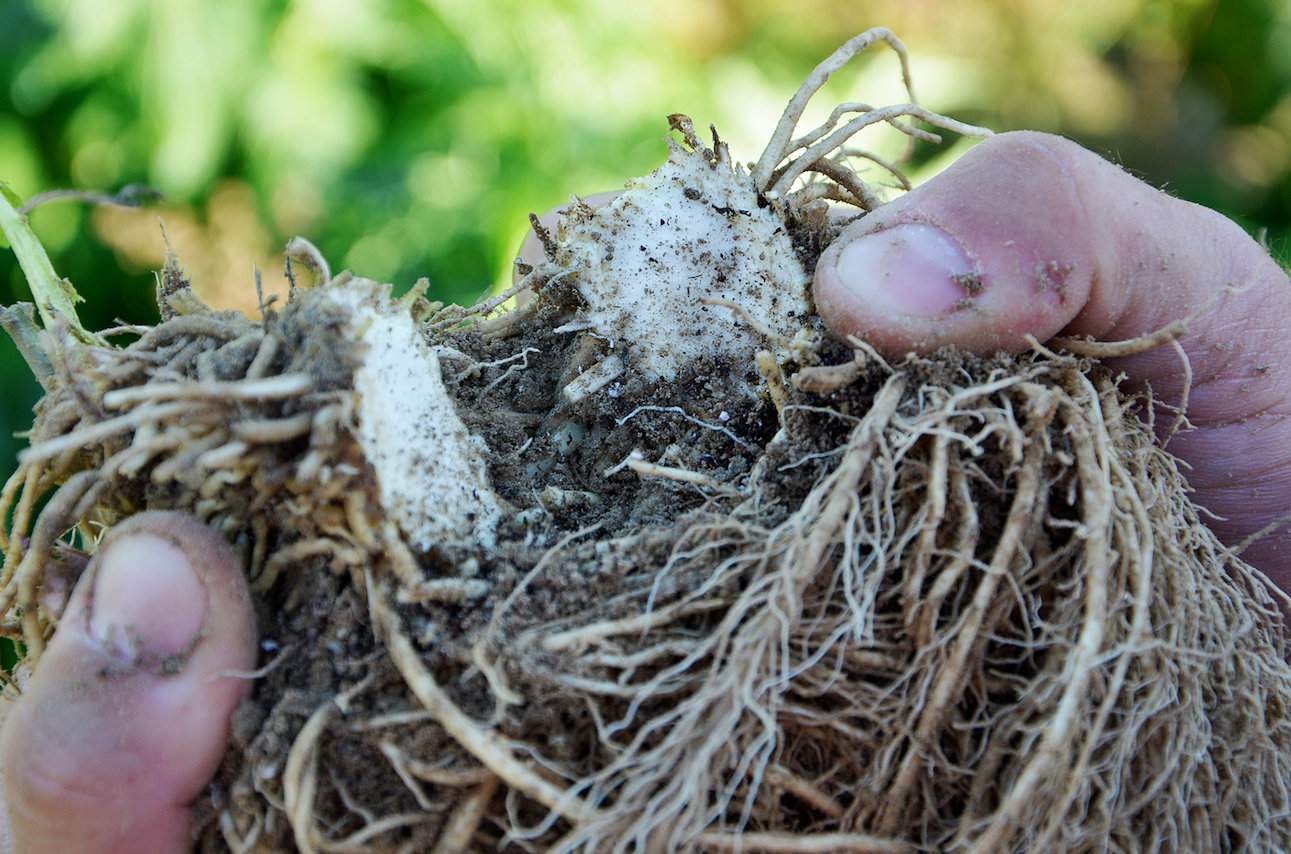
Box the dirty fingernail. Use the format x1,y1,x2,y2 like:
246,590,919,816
834,223,977,316
89,534,208,667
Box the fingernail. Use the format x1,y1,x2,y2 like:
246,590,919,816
89,534,208,668
834,223,977,316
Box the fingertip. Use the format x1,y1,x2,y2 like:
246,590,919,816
814,131,1102,355
814,219,983,353
1,512,256,853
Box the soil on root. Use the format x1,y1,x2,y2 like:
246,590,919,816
167,300,1286,851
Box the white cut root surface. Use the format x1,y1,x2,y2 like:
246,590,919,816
327,281,503,549
558,139,810,382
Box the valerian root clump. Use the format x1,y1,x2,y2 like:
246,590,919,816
3,28,1290,854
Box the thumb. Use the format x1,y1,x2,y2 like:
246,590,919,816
814,131,1291,583
0,512,257,853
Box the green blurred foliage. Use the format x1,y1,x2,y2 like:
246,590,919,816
1,0,1290,477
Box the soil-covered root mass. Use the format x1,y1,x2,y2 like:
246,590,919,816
4,274,1290,852
0,25,1289,854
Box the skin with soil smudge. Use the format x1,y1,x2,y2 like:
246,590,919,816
2,28,1291,854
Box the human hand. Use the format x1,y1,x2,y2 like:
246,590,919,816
0,513,257,853
814,130,1291,590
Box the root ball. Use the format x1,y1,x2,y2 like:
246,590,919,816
2,27,1288,854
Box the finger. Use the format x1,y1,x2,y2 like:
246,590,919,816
514,191,622,280
1,512,257,853
814,130,1291,580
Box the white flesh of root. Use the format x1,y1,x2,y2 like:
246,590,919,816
324,279,502,548
538,28,990,390
555,126,810,383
